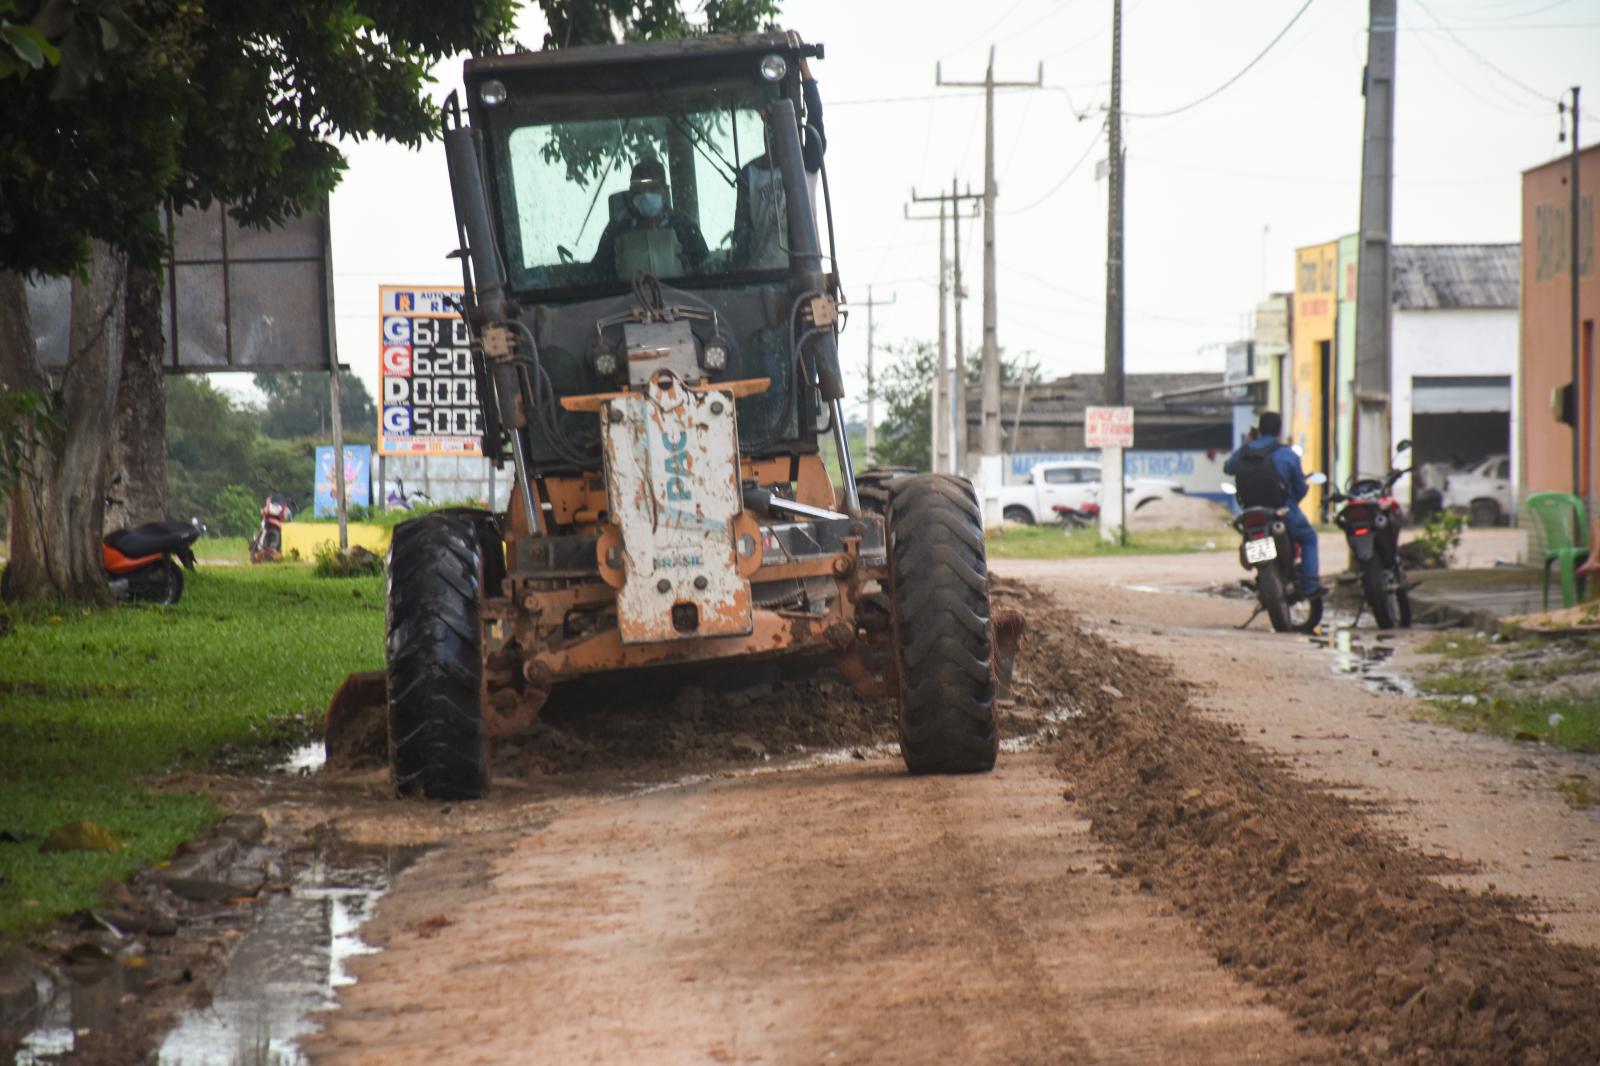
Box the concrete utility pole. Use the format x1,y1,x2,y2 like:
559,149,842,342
859,286,896,460
1099,0,1127,546
938,49,1043,522
1353,0,1397,480
1561,86,1582,494
910,180,983,474
905,196,950,472
1104,0,1125,409
321,206,348,550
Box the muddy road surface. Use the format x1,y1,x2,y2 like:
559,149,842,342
296,553,1597,1065
14,549,1600,1065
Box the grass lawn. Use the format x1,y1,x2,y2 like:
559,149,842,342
193,535,251,564
0,564,384,941
985,525,1226,561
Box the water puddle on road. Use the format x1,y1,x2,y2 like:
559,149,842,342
13,845,425,1066
152,845,424,1065
1311,626,1416,697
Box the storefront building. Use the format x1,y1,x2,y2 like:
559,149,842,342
1521,144,1598,520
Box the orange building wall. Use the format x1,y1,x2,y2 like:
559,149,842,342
1521,145,1599,511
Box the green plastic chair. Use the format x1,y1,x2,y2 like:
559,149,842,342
1524,492,1591,609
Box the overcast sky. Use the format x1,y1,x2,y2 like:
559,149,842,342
281,0,1599,427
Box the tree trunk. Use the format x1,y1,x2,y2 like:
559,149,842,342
107,267,167,529
0,243,126,604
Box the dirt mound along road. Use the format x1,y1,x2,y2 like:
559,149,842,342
1000,580,1600,1065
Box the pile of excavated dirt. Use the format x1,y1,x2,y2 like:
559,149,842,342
1005,580,1600,1064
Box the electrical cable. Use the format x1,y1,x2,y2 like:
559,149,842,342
1409,0,1565,108
1001,128,1103,214
1123,0,1316,119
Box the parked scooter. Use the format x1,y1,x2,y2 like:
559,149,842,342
249,494,295,563
1052,501,1101,529
1326,441,1414,630
103,518,203,603
1221,473,1327,633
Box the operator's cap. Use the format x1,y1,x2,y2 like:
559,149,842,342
629,159,667,189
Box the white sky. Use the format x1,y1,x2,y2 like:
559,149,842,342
227,0,1600,427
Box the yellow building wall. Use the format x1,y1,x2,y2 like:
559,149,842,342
280,522,393,560
1292,241,1339,514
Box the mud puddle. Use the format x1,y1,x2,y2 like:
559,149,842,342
13,845,424,1066
1310,624,1415,697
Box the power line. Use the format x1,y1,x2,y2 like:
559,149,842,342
1123,0,1317,119
1001,129,1103,214
1409,0,1559,105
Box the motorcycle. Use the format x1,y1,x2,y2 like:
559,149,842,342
1326,441,1414,630
249,493,295,563
103,518,203,604
1052,500,1101,529
1222,473,1326,633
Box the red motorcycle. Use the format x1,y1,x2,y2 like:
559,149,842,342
1052,501,1101,529
249,493,296,563
1326,441,1414,630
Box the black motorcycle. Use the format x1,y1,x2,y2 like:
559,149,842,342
1225,473,1326,633
1326,441,1413,630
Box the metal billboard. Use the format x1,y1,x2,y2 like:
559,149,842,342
377,285,483,457
25,200,334,373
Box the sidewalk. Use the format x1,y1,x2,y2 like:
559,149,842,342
1405,567,1547,631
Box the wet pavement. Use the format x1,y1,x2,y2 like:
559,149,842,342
13,845,424,1066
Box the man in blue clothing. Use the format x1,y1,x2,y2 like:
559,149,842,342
1224,411,1326,598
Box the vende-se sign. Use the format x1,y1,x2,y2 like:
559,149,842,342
379,285,483,456
1084,406,1134,448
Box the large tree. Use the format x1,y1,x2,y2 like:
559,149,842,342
1,0,778,602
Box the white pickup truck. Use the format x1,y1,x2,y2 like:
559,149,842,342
997,460,1184,525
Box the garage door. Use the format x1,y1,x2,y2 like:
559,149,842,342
1412,376,1511,415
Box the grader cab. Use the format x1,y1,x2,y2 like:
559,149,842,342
386,31,1000,799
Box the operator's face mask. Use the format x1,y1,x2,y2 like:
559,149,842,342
630,181,666,220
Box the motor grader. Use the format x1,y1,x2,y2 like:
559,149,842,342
387,31,1000,799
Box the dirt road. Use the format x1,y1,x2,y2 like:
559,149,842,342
279,549,1600,1064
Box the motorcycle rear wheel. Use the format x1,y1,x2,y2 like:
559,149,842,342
1259,565,1323,633
1361,558,1399,629
132,560,184,605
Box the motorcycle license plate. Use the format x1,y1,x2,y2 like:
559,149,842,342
1244,538,1278,564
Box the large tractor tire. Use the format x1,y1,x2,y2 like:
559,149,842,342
854,467,916,516
885,474,998,774
386,513,490,800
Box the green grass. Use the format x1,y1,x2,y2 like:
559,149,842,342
1418,633,1496,659
1418,671,1494,697
1557,778,1600,809
984,525,1225,560
1418,693,1600,754
0,565,384,941
193,536,250,564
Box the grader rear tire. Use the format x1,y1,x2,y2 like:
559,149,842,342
386,513,490,800
885,474,998,774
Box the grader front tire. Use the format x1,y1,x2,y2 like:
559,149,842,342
386,513,490,800
885,474,998,775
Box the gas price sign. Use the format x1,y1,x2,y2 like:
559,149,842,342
378,285,483,456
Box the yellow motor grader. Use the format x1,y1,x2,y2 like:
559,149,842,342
388,31,999,798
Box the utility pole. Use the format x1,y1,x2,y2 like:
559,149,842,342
1104,0,1125,409
1353,0,1397,481
938,49,1043,523
1561,86,1582,495
905,197,950,472
1099,0,1127,545
859,286,896,460
910,180,983,474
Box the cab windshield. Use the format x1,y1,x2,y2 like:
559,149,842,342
492,79,791,295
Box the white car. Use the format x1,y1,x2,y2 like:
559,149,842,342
997,461,1183,526
1441,454,1511,527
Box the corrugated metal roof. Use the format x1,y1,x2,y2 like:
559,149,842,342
1392,244,1519,310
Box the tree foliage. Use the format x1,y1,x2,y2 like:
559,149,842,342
254,371,377,442
872,342,934,472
